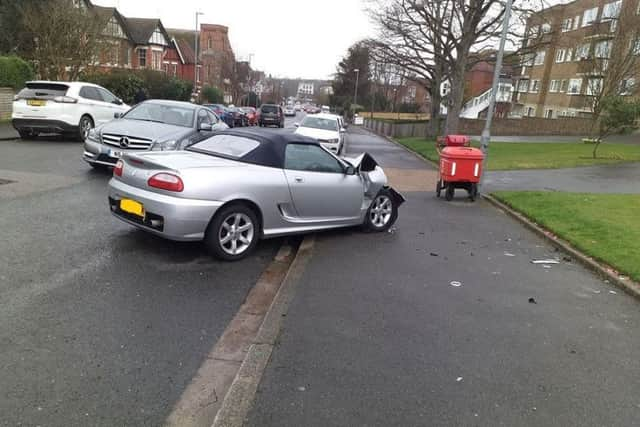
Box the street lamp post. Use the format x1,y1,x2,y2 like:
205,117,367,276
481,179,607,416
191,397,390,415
353,68,360,107
193,11,204,101
479,0,513,191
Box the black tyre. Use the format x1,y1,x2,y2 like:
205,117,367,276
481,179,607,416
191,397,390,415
77,115,93,142
445,184,454,201
363,188,399,232
469,183,478,202
204,204,259,261
436,180,442,198
18,129,34,139
89,162,109,171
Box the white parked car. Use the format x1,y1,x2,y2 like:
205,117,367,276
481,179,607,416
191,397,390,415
284,105,296,117
294,113,345,154
12,81,130,141
321,105,331,114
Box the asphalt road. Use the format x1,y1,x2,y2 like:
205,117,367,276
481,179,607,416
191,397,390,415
248,127,640,426
0,128,284,425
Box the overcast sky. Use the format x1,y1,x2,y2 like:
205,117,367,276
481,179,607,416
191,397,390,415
93,0,374,80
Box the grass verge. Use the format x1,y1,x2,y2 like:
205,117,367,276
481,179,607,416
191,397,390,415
492,191,640,282
396,137,640,170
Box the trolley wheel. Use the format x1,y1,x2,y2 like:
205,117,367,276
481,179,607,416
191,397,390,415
445,184,454,201
469,183,478,202
436,180,442,198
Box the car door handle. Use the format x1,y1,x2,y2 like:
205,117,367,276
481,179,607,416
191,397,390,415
294,177,304,183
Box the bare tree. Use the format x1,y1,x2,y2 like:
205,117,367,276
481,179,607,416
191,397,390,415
22,0,104,80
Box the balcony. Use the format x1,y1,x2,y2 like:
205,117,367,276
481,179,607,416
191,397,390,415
585,21,615,39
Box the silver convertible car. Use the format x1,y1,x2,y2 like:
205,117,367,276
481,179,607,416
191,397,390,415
108,129,404,260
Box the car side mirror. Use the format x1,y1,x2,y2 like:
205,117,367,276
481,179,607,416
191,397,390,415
340,127,346,133
113,98,123,105
114,112,123,119
294,123,300,127
344,164,356,175
199,122,213,131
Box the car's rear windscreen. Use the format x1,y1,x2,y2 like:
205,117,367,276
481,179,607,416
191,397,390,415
261,105,278,113
17,83,70,99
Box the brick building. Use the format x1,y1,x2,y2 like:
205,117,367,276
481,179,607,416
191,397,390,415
513,0,639,118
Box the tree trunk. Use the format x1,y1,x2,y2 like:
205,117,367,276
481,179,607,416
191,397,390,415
444,64,466,135
428,84,441,138
592,139,602,158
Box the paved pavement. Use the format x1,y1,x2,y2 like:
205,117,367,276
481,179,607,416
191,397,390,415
247,126,640,426
0,128,283,425
484,162,640,194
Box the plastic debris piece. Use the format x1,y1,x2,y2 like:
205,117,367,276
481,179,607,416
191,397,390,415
450,281,462,287
456,377,463,382
531,259,559,264
297,386,306,392
609,290,617,295
430,252,439,257
528,297,537,304
504,252,516,257
543,265,552,269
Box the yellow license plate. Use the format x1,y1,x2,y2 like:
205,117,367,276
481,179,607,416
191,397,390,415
27,99,46,106
120,199,144,217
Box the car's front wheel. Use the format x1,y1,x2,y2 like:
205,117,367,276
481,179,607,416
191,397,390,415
205,204,259,261
77,115,93,142
363,188,398,232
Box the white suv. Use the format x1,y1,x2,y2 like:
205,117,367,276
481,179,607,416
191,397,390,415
12,81,130,141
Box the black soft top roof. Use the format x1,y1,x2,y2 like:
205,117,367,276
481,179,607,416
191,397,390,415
207,128,321,169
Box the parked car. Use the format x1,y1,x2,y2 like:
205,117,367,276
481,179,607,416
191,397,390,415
83,99,228,169
12,81,130,141
240,107,258,126
228,106,248,127
108,128,404,260
294,113,346,154
259,104,285,128
284,105,296,117
204,104,235,128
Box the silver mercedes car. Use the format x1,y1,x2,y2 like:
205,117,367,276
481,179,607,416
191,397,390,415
83,99,228,169
108,129,404,260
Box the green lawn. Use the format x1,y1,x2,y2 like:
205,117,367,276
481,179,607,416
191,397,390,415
493,191,640,282
396,137,640,170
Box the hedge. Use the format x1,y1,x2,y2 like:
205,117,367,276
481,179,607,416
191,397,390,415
82,69,193,105
0,56,34,90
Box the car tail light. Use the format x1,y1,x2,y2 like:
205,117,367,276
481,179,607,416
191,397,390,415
114,160,124,177
148,173,184,192
53,96,77,103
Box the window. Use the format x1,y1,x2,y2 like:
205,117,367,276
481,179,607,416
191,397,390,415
172,63,177,76
565,48,573,62
528,25,539,38
637,0,640,14
97,88,118,104
541,23,552,33
555,49,566,63
530,80,540,93
106,44,119,65
79,86,102,101
138,49,147,67
207,38,212,49
567,78,583,94
518,79,530,92
549,80,561,92
582,7,599,27
620,78,636,95
104,16,125,38
595,40,612,58
573,15,581,29
190,135,260,158
631,38,640,55
152,50,162,70
534,50,546,65
526,106,536,117
586,78,603,95
523,53,535,66
285,144,344,174
545,109,554,118
602,1,621,20
561,79,568,92
197,109,219,127
576,43,590,60
124,48,130,65
562,18,573,32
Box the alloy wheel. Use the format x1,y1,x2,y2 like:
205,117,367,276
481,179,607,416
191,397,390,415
370,195,393,228
80,117,92,140
218,213,254,256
